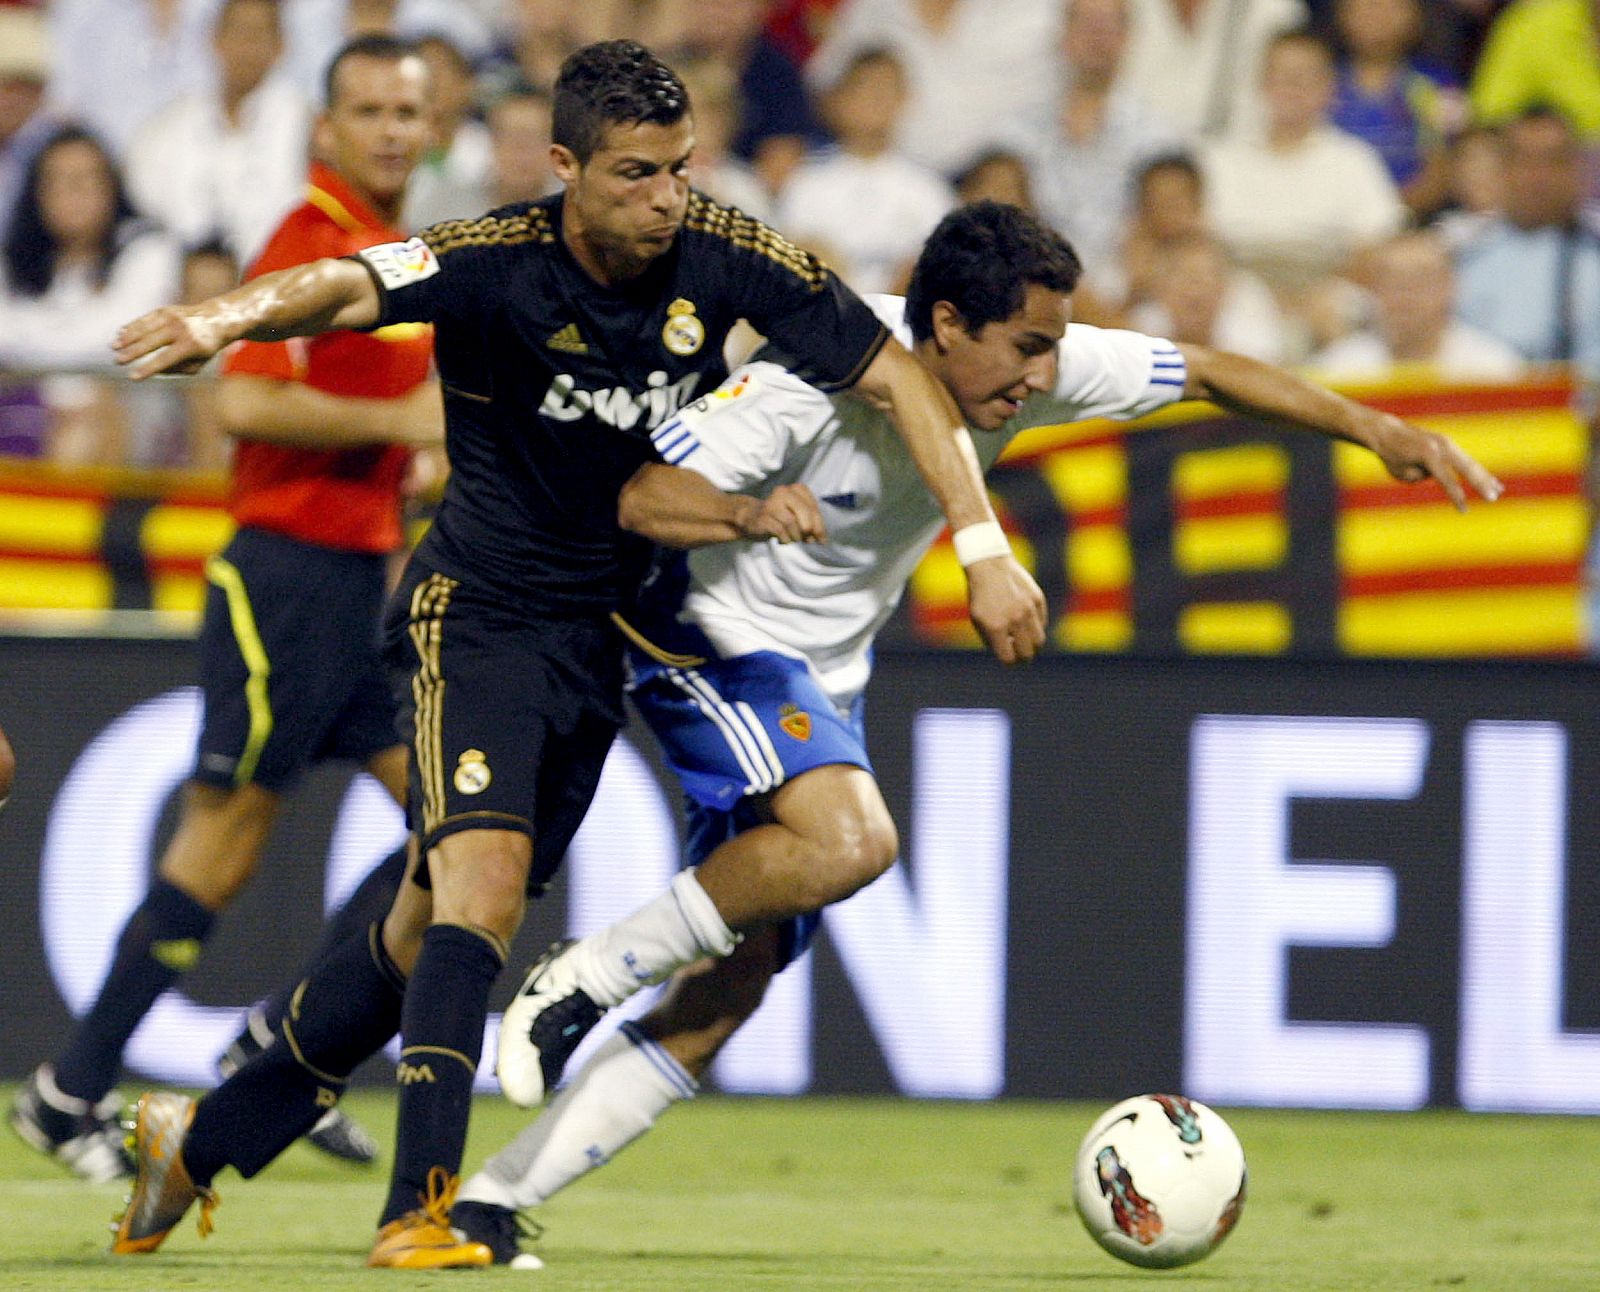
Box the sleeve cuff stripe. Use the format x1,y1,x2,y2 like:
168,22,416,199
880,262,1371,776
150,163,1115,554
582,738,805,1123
653,426,696,456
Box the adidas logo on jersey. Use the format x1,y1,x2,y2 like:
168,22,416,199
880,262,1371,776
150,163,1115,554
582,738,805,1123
546,323,588,354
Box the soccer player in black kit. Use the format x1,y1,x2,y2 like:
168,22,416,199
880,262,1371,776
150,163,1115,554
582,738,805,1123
106,41,1047,1268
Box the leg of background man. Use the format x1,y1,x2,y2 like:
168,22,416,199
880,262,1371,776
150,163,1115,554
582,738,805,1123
367,827,528,1269
498,765,895,1105
53,781,280,1104
14,782,280,1181
464,929,780,1216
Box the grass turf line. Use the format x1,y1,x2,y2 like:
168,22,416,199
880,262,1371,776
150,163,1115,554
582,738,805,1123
1,1088,1596,1290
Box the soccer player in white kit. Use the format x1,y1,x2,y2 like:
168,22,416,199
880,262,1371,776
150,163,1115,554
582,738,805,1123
453,202,1500,1265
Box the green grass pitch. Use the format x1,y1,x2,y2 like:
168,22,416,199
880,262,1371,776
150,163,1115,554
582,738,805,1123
2,1088,1594,1290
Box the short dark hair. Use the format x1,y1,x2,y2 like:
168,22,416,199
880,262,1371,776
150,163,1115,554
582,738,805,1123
833,45,904,88
553,40,689,163
323,33,421,107
217,0,281,26
904,201,1082,343
1264,25,1335,69
1134,150,1202,195
1506,102,1580,143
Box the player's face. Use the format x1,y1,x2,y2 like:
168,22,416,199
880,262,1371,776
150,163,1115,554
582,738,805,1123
319,53,432,209
938,283,1069,431
557,117,694,277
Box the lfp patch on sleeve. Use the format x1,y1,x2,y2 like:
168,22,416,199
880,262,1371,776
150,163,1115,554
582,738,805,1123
680,368,763,425
358,238,441,289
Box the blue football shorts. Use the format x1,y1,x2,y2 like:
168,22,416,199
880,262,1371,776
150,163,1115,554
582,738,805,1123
628,649,873,967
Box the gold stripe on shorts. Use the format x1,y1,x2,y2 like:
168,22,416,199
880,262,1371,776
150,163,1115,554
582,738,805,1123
407,573,457,837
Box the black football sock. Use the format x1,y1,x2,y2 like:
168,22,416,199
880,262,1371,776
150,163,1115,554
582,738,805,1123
249,844,409,1039
378,923,505,1226
52,878,216,1103
183,923,406,1187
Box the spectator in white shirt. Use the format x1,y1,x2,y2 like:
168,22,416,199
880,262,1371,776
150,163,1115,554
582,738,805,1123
403,34,493,230
1019,0,1180,309
1313,229,1525,380
280,0,500,101
1120,0,1306,140
1202,29,1406,349
126,0,312,266
1120,151,1207,311
482,85,558,209
807,0,1062,176
1128,233,1288,362
47,0,219,159
779,47,955,295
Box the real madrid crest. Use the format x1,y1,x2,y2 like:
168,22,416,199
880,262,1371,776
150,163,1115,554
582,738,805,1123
453,748,492,795
662,298,705,357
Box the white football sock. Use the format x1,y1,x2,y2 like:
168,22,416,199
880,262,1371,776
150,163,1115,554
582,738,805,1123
459,1023,696,1210
571,870,738,1008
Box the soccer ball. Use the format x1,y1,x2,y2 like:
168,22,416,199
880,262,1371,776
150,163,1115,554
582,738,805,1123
1071,1094,1246,1269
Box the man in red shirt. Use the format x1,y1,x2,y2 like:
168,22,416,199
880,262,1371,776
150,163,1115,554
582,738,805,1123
10,34,441,1183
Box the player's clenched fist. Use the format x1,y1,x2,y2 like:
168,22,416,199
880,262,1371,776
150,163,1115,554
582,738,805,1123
740,483,828,545
965,554,1048,664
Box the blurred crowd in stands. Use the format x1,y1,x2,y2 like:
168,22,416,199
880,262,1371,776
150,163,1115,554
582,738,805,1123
0,0,1594,469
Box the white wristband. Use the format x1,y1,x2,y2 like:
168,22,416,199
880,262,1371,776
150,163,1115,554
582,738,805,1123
952,520,1011,567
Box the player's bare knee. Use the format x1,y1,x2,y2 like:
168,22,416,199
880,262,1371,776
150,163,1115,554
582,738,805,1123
808,807,898,906
158,782,280,907
430,829,531,939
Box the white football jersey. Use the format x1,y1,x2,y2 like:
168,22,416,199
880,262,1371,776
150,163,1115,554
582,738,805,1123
646,296,1187,707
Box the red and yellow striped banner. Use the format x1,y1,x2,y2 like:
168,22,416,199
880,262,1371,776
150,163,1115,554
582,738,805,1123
0,376,1588,657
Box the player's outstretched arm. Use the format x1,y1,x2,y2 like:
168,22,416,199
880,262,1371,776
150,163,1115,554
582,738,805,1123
619,463,827,547
853,340,1048,663
112,258,382,380
1177,344,1504,510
